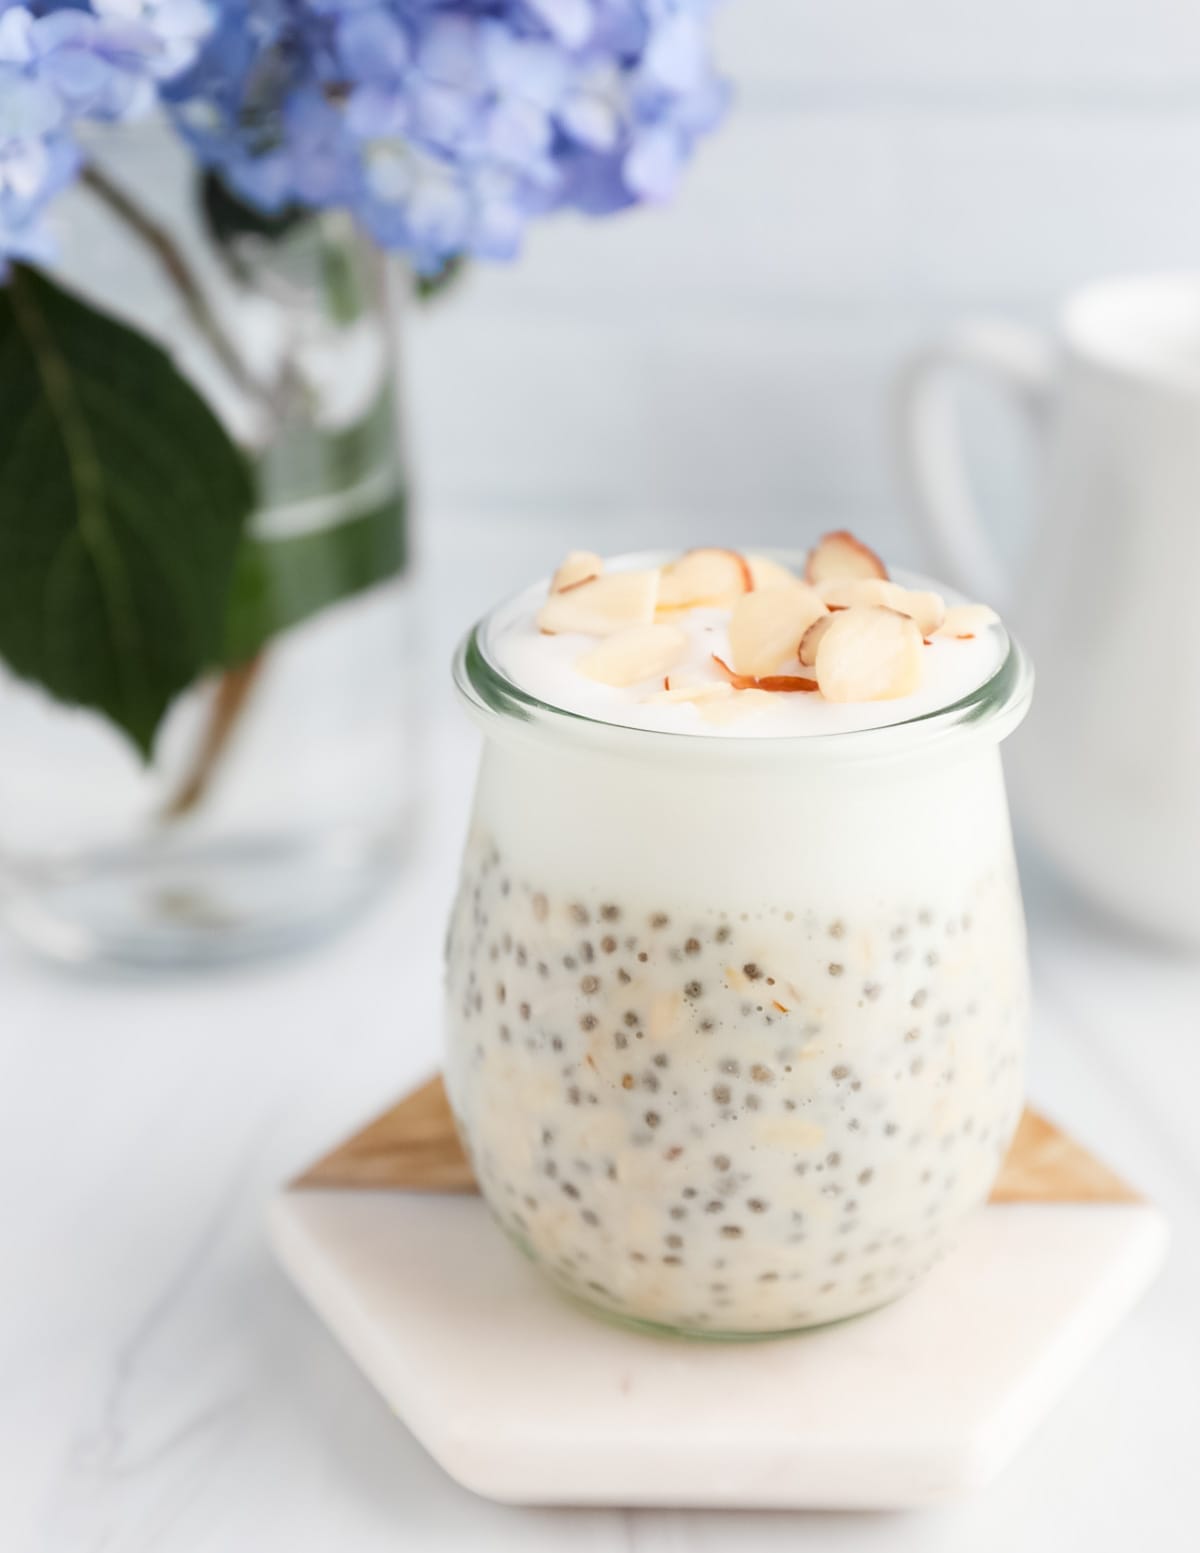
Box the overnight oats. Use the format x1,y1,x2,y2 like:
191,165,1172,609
445,537,1033,1337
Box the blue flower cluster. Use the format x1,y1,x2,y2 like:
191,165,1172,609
0,1,725,276
0,0,212,269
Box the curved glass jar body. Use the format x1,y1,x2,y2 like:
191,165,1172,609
445,571,1033,1337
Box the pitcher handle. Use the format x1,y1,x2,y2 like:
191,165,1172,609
894,321,1056,603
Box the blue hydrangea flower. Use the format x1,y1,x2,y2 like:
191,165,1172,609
0,0,725,276
0,0,213,269
168,0,727,271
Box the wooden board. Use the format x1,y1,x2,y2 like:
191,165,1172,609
294,1074,1140,1204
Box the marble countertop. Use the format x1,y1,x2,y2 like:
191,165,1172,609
3,700,1198,1553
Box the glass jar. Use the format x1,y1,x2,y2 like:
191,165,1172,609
444,560,1034,1337
0,128,415,966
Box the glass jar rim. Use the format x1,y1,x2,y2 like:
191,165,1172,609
453,554,1034,764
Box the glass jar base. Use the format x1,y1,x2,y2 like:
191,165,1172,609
554,1276,915,1343
499,1221,923,1342
0,819,410,969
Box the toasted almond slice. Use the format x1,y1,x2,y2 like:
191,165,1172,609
747,554,796,591
815,607,923,703
657,548,752,610
537,569,660,635
712,653,755,689
798,611,836,667
650,680,735,705
711,654,817,693
816,578,946,636
816,577,908,611
700,687,776,724
934,603,1000,639
550,549,603,593
755,673,818,692
804,530,889,585
898,589,946,637
662,670,713,692
576,623,687,687
727,584,826,677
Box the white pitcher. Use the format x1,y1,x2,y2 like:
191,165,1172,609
896,273,1200,947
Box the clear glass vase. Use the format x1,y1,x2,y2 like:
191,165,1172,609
0,129,416,967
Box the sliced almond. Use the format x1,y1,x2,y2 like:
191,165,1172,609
934,603,1000,640
747,554,797,591
755,674,818,693
650,680,735,705
711,653,756,689
804,530,889,585
817,578,946,637
899,589,946,637
814,607,924,703
816,577,908,611
727,585,826,678
537,569,659,635
657,548,752,611
712,654,817,693
798,612,836,667
550,550,603,593
700,687,776,724
662,670,711,692
576,623,687,687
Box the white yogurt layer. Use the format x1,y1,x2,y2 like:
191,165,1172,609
489,556,1007,738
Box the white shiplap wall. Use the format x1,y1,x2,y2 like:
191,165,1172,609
406,0,1200,568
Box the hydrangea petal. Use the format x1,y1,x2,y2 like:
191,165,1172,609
0,6,33,65
524,0,593,50
643,14,706,93
345,82,408,139
623,122,685,200
418,15,483,91
481,27,568,111
484,97,550,162
558,91,619,151
338,9,409,82
0,69,61,137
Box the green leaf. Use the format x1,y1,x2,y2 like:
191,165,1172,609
0,267,255,756
221,490,408,665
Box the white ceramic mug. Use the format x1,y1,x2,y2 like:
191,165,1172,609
896,273,1200,947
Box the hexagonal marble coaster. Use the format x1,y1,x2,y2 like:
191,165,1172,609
269,1083,1168,1510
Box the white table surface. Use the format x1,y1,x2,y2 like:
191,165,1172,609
4,702,1199,1553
